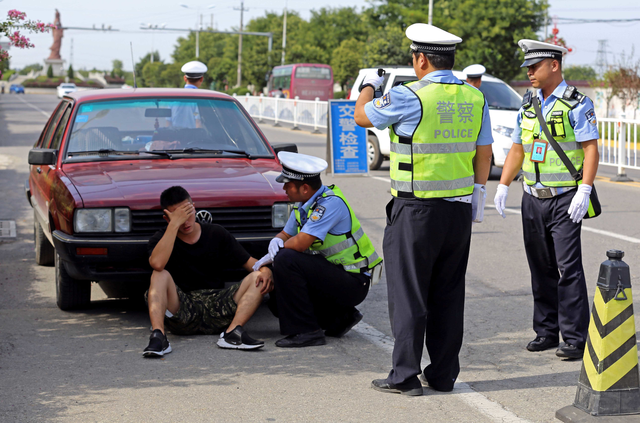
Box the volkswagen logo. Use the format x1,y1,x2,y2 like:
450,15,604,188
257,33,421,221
196,210,213,224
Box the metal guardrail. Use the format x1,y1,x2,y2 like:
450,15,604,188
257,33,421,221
598,117,640,179
234,94,328,133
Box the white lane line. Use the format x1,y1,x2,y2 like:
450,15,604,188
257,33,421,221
16,95,50,117
371,176,391,183
354,322,531,423
504,208,640,243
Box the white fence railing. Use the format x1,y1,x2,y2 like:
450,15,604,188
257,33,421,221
234,94,328,132
598,116,640,177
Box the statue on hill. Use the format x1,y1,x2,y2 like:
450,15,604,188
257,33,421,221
47,9,63,60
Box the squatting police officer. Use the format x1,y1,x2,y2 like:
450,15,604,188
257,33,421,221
494,40,600,359
354,23,493,396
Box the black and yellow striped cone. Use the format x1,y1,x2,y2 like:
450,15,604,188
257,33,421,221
572,250,640,417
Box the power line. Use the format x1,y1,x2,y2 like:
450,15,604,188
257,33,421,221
556,17,640,24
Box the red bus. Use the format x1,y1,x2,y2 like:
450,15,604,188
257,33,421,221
267,63,333,101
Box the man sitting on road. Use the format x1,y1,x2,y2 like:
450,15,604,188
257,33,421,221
143,186,273,357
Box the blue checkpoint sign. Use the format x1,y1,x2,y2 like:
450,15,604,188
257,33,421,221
328,100,368,175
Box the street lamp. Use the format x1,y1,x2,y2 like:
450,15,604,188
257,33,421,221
180,4,215,59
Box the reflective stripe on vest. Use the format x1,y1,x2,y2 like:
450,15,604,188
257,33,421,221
389,79,485,199
521,95,585,187
294,185,382,273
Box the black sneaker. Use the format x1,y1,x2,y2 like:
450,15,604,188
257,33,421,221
143,329,172,357
217,325,264,350
371,378,423,396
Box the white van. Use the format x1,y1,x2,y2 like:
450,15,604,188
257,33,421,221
349,67,522,170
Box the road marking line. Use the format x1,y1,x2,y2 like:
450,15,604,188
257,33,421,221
354,322,530,422
16,95,50,117
503,208,640,243
594,175,640,189
371,176,391,183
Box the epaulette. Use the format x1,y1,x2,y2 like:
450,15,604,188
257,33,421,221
522,90,533,109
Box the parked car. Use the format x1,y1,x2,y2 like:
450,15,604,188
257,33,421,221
27,88,296,310
9,84,25,94
56,83,77,98
349,67,522,170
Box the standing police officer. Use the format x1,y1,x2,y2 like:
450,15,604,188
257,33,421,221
354,23,493,396
494,40,600,359
463,64,485,89
181,60,207,89
266,152,382,348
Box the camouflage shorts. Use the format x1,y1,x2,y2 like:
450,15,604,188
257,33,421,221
145,283,239,336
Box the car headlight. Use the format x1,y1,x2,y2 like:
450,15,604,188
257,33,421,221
114,208,131,232
74,208,131,233
493,125,514,138
75,209,112,233
272,203,293,228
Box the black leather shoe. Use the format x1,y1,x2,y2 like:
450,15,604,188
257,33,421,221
325,310,363,338
556,343,584,359
371,378,423,396
275,330,326,348
526,336,559,352
418,374,454,392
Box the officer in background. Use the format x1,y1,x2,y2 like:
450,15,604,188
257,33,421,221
494,40,599,359
164,61,208,129
354,23,493,396
463,64,485,89
181,60,207,89
265,152,382,348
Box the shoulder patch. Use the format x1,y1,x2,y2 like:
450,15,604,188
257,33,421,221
585,108,597,126
373,93,391,109
310,205,326,222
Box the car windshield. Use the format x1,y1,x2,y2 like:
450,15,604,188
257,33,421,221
478,81,522,111
65,97,272,161
61,84,75,88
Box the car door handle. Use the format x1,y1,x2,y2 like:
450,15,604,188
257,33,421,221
36,167,42,173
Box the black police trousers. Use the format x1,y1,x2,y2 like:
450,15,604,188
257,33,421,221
271,248,370,335
383,197,472,390
521,190,590,349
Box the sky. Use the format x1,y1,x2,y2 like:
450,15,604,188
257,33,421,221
2,0,640,74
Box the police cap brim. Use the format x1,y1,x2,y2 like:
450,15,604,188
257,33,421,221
521,57,546,68
275,174,291,183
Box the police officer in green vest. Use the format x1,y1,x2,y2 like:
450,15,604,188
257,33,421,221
354,23,493,395
265,152,382,348
494,40,600,359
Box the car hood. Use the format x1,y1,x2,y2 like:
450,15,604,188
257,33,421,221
62,158,286,209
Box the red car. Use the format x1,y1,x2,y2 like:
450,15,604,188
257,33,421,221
27,88,295,310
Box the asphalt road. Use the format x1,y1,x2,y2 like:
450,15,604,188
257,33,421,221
1,94,640,423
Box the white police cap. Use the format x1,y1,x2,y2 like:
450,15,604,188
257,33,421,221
518,39,568,67
406,23,462,56
181,61,208,78
463,64,486,78
276,151,328,183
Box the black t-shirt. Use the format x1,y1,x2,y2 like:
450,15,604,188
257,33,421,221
147,223,250,292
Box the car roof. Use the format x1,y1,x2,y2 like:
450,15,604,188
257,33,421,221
66,88,234,102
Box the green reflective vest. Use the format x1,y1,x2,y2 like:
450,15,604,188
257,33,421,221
389,80,485,199
520,91,585,187
294,185,382,273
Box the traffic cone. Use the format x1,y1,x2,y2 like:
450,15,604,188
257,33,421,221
557,250,640,420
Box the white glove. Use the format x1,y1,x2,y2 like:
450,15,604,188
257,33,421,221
494,184,509,218
361,72,384,91
471,183,487,223
568,184,592,223
268,237,284,260
252,253,273,271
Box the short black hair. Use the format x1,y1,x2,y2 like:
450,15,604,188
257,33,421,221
414,51,455,70
160,186,191,209
186,76,203,85
291,178,322,191
467,76,481,83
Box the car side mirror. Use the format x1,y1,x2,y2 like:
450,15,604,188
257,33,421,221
28,149,57,166
272,143,298,155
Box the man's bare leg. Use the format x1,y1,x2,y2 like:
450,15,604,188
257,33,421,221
226,271,264,332
147,270,180,334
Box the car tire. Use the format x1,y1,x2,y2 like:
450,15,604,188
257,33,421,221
34,214,55,266
367,134,384,170
55,253,91,310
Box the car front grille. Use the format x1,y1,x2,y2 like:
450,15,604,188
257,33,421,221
131,207,274,234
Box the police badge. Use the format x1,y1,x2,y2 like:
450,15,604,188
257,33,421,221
310,205,326,222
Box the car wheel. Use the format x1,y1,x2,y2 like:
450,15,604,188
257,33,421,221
34,213,55,266
367,134,384,170
55,252,91,310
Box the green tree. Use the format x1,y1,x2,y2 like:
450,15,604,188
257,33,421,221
563,65,596,81
67,64,74,79
141,61,167,87
332,39,365,89
363,25,412,67
46,64,53,78
20,62,42,75
111,59,124,78
134,52,161,86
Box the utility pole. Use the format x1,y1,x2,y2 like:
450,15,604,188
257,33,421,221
595,40,609,79
428,0,433,25
70,38,73,69
210,13,213,30
281,4,287,65
234,1,249,87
